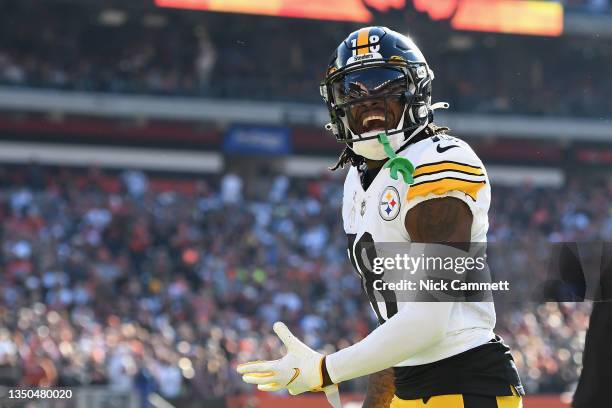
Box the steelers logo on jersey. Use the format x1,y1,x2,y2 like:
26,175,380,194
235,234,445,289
379,186,400,221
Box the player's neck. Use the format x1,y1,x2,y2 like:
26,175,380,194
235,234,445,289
365,158,387,170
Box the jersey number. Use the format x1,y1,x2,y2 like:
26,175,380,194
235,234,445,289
350,35,380,56
347,232,398,324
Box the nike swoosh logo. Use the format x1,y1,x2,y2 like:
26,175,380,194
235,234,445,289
287,368,300,386
436,144,459,153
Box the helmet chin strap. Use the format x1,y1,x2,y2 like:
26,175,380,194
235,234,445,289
400,101,450,148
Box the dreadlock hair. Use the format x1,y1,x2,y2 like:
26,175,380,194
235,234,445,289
329,123,451,171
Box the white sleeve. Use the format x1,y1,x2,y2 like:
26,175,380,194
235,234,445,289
399,138,490,231
325,302,452,383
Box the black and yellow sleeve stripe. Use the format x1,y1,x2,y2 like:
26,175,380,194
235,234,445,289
407,161,486,201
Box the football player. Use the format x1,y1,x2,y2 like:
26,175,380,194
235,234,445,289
238,26,524,408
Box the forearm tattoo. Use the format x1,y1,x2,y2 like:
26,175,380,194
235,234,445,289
363,368,395,408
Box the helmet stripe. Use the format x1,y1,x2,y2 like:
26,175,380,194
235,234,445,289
356,28,370,55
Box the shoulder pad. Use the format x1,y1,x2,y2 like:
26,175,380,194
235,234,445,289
407,136,487,201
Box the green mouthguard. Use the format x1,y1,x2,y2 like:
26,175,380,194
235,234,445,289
378,133,415,185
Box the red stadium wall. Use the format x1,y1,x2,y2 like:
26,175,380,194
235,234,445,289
227,394,570,407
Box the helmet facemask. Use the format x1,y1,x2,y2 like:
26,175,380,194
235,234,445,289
322,61,432,160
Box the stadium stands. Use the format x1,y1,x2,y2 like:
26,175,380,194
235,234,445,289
0,0,611,117
1,164,607,400
0,1,610,406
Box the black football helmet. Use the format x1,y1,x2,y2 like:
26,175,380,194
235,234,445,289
320,27,439,147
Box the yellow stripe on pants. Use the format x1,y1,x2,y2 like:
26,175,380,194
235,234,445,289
389,393,522,408
390,394,464,408
497,392,523,408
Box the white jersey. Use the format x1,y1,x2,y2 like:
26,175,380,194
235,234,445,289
342,134,496,367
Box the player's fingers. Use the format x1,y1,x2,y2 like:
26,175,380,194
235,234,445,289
273,321,295,349
323,385,342,408
236,360,276,374
242,372,278,385
258,382,284,392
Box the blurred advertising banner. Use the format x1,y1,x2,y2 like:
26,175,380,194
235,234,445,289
418,0,564,36
155,0,563,36
576,146,612,166
223,125,291,155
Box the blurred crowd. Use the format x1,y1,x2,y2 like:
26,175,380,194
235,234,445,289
563,0,611,11
0,0,611,118
0,163,610,401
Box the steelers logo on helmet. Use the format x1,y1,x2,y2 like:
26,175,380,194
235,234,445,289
379,186,401,221
320,26,437,161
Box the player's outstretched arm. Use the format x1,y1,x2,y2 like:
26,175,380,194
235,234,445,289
362,368,395,408
358,197,472,407
237,197,474,400
323,196,473,384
